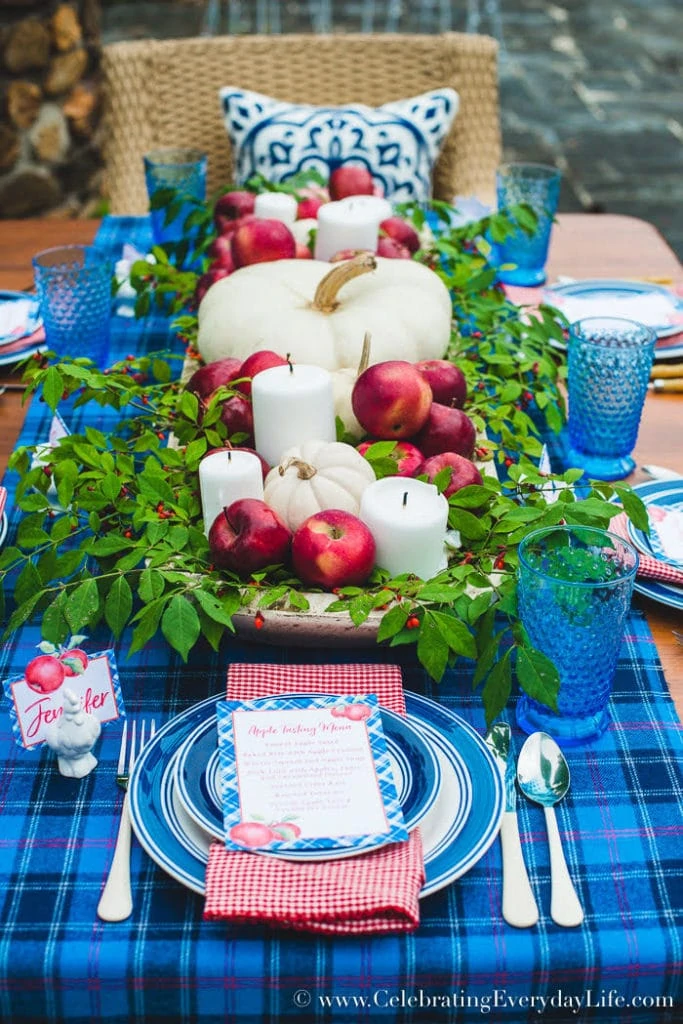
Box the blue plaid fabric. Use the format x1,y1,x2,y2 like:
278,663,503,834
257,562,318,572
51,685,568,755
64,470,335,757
0,217,681,1024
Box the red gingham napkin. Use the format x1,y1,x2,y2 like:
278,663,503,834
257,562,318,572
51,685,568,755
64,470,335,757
203,663,425,934
611,512,683,586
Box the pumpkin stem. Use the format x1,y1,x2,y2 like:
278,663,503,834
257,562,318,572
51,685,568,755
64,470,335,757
311,253,377,314
357,331,371,376
278,457,317,480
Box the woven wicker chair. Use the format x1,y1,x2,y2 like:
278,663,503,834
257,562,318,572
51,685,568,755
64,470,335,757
102,33,501,215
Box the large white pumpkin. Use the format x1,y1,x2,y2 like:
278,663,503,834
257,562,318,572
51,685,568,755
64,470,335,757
263,440,376,532
197,254,452,372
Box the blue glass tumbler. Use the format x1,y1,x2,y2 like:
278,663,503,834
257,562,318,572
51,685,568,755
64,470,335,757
494,163,561,286
143,148,207,250
516,525,638,746
32,245,112,368
567,317,657,481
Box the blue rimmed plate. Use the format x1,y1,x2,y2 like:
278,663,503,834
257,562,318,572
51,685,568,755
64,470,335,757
173,699,443,859
622,480,683,611
129,692,503,898
544,279,683,339
0,515,7,550
0,290,42,345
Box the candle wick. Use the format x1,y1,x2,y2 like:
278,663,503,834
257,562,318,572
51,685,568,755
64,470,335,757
286,352,294,374
227,450,231,462
403,491,408,507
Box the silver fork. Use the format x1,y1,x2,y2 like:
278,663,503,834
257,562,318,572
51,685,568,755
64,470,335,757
97,718,155,922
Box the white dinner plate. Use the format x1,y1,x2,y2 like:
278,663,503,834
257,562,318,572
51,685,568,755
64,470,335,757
129,691,504,899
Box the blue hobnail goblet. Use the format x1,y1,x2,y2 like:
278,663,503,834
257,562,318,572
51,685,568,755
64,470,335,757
516,525,638,746
567,316,657,481
32,245,112,368
494,162,561,286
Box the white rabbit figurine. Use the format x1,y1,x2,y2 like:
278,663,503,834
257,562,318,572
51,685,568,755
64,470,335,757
45,686,101,778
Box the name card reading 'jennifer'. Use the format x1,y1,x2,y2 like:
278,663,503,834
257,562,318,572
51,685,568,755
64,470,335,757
217,694,408,854
4,650,124,749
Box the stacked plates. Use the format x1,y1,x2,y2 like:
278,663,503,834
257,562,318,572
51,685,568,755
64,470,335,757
543,279,683,361
625,479,683,612
129,691,504,898
0,291,45,366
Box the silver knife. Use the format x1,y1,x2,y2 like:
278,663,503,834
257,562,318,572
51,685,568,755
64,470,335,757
485,722,539,928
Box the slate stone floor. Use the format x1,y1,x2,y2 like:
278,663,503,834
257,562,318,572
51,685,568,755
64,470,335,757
102,0,683,257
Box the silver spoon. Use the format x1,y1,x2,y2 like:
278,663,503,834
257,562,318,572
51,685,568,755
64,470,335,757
517,732,584,927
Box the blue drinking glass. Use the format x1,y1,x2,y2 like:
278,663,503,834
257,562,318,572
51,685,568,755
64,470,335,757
143,147,207,253
567,316,657,481
32,245,112,368
516,525,638,746
494,162,561,286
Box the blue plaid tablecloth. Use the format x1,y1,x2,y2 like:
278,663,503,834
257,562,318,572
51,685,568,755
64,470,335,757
0,217,681,1024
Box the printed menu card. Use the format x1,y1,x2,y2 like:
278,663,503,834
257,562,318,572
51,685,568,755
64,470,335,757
216,693,408,855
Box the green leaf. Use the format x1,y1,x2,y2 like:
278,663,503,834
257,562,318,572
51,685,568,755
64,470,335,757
482,650,512,727
104,575,133,638
15,561,43,608
17,493,50,512
17,520,50,549
139,567,165,603
128,598,167,656
65,578,100,632
448,484,493,509
54,550,85,578
516,645,560,711
613,485,649,533
193,588,236,630
101,473,122,503
447,507,488,540
429,610,477,658
416,613,450,681
41,591,70,646
43,366,64,411
376,604,410,643
4,594,41,637
87,535,134,556
161,593,201,661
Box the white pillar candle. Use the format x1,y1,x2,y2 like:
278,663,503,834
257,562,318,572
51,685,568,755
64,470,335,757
339,195,393,224
314,200,380,261
252,363,337,467
254,192,298,225
359,477,449,580
199,449,264,536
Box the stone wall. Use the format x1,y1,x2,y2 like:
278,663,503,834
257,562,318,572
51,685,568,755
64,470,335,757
0,1,103,218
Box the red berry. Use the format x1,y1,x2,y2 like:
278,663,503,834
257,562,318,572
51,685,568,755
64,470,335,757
406,615,420,630
254,612,265,630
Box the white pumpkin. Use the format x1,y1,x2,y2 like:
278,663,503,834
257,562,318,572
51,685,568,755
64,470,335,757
197,253,451,372
264,440,376,532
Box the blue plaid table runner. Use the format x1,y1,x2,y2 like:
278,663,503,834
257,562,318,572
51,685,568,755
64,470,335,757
0,216,680,1024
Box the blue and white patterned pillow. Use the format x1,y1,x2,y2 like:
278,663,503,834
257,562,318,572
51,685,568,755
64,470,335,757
219,86,459,203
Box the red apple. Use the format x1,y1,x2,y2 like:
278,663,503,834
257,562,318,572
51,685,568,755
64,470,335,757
214,190,255,232
328,165,375,200
207,235,235,269
380,216,421,254
415,359,468,409
25,655,65,694
297,196,325,219
376,237,411,259
219,395,254,442
292,509,376,589
59,648,89,676
357,439,424,477
229,822,276,847
186,357,243,401
295,242,313,259
231,218,296,267
235,350,288,397
422,452,483,498
413,404,477,459
352,361,433,439
195,266,232,306
208,498,292,575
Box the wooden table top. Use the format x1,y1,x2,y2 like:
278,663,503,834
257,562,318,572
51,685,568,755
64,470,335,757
1,213,681,711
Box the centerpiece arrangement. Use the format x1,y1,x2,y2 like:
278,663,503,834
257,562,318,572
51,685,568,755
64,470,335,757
1,168,647,725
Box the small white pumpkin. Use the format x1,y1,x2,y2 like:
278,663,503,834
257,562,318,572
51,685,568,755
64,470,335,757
264,440,376,532
197,254,451,371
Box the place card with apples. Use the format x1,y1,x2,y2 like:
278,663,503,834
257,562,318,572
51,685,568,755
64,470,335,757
2,172,649,726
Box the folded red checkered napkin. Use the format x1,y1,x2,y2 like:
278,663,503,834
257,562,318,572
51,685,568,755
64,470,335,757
203,663,425,934
612,512,683,586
